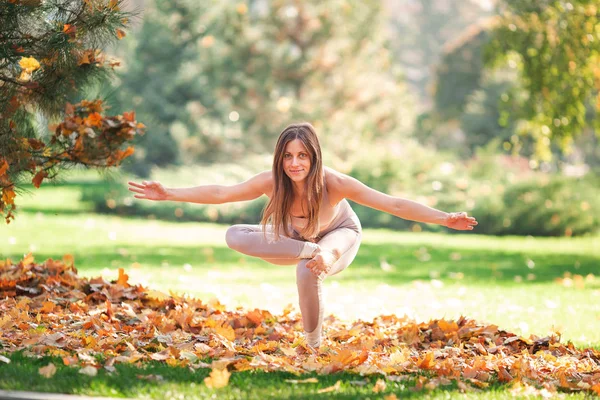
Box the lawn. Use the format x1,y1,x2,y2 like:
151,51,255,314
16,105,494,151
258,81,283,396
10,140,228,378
1,183,599,399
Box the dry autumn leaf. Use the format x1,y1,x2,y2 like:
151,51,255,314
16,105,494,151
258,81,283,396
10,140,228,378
0,254,599,395
79,366,98,376
317,380,341,393
39,363,57,378
285,378,318,384
204,368,231,389
373,378,387,393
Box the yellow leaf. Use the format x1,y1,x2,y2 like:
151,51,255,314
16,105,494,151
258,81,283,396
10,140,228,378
204,368,231,389
63,254,74,267
108,0,119,9
214,322,236,342
39,363,57,378
17,70,31,82
19,56,40,73
21,253,34,265
145,289,170,301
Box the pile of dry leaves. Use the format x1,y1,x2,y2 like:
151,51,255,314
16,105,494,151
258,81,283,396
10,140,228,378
1,254,599,395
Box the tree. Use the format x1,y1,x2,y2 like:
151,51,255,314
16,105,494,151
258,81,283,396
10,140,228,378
484,0,600,160
0,0,144,224
118,0,416,169
386,0,491,107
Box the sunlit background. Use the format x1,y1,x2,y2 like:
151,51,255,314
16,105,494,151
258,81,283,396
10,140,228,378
2,0,600,347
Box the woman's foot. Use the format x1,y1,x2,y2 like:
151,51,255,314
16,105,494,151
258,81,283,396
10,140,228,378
306,248,340,277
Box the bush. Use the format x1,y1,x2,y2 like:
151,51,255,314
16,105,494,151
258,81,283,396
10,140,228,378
473,175,600,236
74,150,600,237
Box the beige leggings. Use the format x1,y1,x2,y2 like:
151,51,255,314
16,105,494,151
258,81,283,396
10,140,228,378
225,223,361,343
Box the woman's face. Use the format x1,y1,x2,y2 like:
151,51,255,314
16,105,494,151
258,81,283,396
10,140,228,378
282,139,311,183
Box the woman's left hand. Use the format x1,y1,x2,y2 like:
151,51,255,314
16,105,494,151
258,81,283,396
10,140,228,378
445,212,478,230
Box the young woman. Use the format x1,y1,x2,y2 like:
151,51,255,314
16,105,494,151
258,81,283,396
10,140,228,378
128,122,478,348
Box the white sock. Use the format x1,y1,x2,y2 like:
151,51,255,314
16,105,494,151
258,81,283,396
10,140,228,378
299,242,320,259
305,328,321,348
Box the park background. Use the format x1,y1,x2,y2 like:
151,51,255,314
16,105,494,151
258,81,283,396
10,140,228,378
1,0,600,397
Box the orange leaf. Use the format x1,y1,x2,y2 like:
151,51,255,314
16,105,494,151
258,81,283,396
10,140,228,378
86,112,103,127
123,111,135,122
0,159,8,177
497,366,513,382
246,309,264,326
63,24,76,36
116,29,126,40
117,268,129,286
120,146,135,160
32,170,48,188
204,368,231,389
1,187,16,206
41,301,55,313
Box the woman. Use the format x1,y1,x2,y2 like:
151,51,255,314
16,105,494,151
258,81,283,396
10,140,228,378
128,122,478,349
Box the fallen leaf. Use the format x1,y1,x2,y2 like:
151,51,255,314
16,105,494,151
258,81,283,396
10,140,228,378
79,366,98,376
285,378,318,384
317,380,341,393
39,363,56,378
373,378,387,393
204,368,231,389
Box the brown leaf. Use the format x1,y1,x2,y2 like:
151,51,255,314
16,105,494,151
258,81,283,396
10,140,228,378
32,170,48,188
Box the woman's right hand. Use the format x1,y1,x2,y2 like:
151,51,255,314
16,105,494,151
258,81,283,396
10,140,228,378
128,180,169,201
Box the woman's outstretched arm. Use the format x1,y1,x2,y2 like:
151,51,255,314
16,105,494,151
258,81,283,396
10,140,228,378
128,170,272,204
328,168,477,230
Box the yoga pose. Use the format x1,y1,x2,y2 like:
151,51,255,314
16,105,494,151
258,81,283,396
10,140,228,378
128,122,478,348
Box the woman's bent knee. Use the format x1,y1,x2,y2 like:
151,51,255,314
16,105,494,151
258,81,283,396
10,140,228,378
296,260,318,285
225,225,245,251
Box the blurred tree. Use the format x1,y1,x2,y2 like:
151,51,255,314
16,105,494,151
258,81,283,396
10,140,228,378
485,0,600,161
118,0,416,170
385,0,491,107
417,19,531,158
0,0,144,223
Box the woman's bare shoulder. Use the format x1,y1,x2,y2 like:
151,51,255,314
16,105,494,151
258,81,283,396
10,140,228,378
323,166,347,204
255,170,274,197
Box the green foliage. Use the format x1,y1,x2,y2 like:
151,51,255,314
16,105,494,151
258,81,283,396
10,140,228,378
388,0,491,103
473,175,600,237
117,0,416,170
484,1,600,159
0,0,140,223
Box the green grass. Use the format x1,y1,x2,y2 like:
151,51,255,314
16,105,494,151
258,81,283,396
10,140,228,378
3,211,600,349
2,180,600,399
0,352,589,399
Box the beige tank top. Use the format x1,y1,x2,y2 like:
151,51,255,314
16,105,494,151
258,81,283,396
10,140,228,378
290,176,339,236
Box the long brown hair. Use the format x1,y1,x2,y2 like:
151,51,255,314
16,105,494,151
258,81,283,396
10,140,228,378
261,122,324,241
